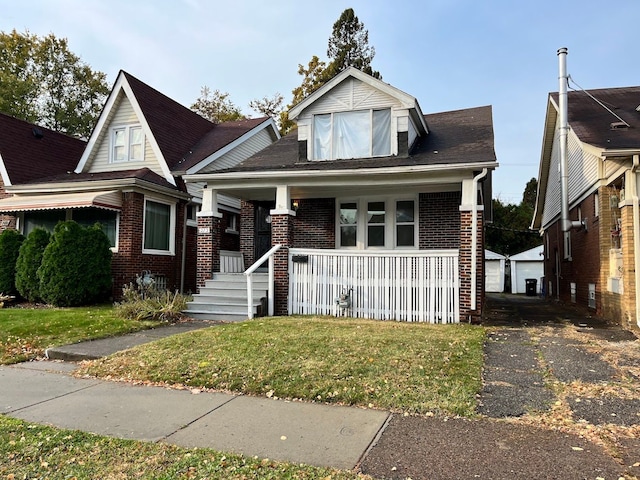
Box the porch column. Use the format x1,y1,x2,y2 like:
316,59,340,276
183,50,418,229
271,185,296,315
196,187,223,290
460,176,485,322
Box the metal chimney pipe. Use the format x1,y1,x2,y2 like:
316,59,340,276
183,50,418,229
558,47,582,232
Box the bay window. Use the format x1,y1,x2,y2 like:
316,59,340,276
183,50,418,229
337,197,417,249
314,109,391,160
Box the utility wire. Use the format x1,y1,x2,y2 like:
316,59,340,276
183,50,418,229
568,76,630,127
486,223,538,234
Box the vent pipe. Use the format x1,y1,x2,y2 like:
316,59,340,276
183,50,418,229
558,47,583,232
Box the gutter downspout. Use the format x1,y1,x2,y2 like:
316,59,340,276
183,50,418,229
632,155,640,328
558,47,583,233
471,168,489,312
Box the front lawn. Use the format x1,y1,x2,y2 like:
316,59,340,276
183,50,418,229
79,316,485,416
0,416,368,479
0,305,160,364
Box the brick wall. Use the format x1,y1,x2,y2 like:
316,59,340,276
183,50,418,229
291,198,335,248
271,213,293,315
240,200,255,268
0,178,16,232
419,192,461,249
196,215,221,289
459,209,484,321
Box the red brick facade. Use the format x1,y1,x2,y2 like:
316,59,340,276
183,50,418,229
200,191,485,320
0,178,16,232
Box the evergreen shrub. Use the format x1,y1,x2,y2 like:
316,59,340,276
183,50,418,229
15,228,51,303
0,229,25,296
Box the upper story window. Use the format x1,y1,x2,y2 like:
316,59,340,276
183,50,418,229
111,125,144,163
314,109,391,160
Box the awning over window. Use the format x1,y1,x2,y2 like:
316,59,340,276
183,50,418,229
0,190,122,212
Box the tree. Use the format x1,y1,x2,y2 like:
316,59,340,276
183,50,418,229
190,86,244,123
0,30,110,138
0,229,25,296
485,178,541,256
249,92,285,132
325,8,380,79
15,228,50,303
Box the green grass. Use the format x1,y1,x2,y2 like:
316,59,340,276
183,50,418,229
80,316,486,417
0,416,369,479
0,305,160,364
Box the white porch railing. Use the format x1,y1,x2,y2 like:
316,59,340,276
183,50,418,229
245,244,282,319
288,248,460,323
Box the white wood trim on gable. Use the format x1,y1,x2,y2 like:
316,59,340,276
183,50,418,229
75,72,176,186
184,118,280,175
0,153,11,187
289,67,428,134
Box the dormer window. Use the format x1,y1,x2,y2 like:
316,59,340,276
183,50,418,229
313,109,391,160
111,125,144,163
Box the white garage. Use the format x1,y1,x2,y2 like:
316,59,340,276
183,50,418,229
485,250,506,293
510,245,544,294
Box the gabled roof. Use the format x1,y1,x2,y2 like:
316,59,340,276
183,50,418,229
288,66,428,134
0,113,86,187
509,245,544,261
212,105,496,174
550,86,640,152
75,71,276,185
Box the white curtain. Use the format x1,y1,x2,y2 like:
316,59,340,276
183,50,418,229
313,114,332,160
372,109,391,156
333,110,370,159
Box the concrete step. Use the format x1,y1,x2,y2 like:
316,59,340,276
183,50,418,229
183,310,252,322
186,301,260,314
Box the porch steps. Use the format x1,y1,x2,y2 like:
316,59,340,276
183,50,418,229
183,272,269,322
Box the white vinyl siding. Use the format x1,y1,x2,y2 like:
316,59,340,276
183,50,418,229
304,78,401,115
199,128,275,173
86,92,164,176
541,120,600,229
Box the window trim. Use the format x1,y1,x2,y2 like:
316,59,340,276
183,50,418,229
110,124,145,163
142,197,176,256
336,195,418,250
313,108,391,161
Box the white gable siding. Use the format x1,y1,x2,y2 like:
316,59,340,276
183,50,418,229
304,78,402,115
198,128,274,173
85,92,164,177
541,120,601,228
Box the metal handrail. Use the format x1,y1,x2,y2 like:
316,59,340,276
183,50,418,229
244,244,282,319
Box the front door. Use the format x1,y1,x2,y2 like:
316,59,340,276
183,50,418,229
254,201,274,268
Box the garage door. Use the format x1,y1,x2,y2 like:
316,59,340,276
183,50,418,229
485,260,503,292
515,262,543,294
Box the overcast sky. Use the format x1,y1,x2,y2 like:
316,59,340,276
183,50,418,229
3,0,639,204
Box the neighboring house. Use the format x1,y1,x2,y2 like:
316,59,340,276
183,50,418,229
0,71,279,297
485,250,506,293
509,245,543,295
531,84,640,328
185,67,497,323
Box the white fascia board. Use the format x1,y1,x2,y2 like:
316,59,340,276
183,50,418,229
5,177,190,200
0,153,11,187
289,67,422,121
184,118,279,175
75,72,127,174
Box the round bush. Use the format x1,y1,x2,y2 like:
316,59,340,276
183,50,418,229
15,228,51,303
38,220,112,306
0,229,25,296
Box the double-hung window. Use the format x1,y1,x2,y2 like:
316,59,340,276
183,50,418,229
111,125,144,163
337,197,417,249
314,109,391,160
143,198,175,255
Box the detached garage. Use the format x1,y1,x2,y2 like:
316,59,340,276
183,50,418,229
485,250,506,293
510,245,544,294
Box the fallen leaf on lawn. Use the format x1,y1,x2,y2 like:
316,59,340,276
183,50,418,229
280,435,287,440
571,447,584,451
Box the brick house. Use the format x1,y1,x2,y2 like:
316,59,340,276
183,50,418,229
185,67,497,323
0,71,279,297
531,83,640,329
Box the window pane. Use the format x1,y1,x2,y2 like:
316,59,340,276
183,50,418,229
372,109,391,156
144,200,170,251
24,210,66,236
114,129,125,146
368,225,385,247
340,226,357,247
73,208,118,247
129,127,143,161
397,225,415,247
333,111,370,159
368,201,385,224
314,114,332,160
339,202,357,225
130,144,142,160
396,200,415,223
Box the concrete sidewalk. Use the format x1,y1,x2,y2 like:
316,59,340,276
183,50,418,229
1,360,389,470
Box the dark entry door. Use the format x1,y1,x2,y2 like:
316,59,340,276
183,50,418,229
254,201,274,268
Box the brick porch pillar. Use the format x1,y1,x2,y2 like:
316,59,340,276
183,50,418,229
196,215,221,289
270,212,293,316
459,208,484,322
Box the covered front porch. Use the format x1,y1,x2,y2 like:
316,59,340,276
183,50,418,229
186,164,488,323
